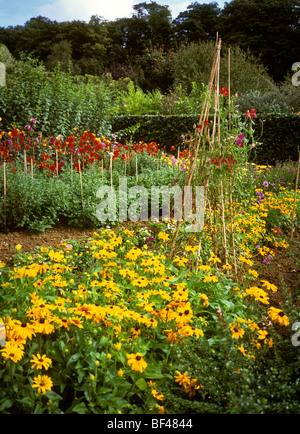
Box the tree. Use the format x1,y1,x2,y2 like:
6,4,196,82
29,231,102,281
131,1,175,50
50,17,108,75
45,40,75,73
219,0,300,82
14,16,60,61
173,2,221,43
135,46,176,92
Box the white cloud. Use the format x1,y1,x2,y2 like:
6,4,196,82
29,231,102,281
168,1,190,19
38,0,136,22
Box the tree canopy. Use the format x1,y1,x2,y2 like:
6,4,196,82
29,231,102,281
0,0,298,84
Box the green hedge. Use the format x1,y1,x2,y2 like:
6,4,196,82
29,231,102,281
111,115,198,150
254,114,300,164
111,114,300,164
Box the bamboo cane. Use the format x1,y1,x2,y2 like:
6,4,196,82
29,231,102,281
215,40,228,265
135,153,138,185
110,153,113,191
290,151,300,239
71,153,73,184
78,160,84,209
187,36,221,188
169,38,221,258
24,149,27,174
211,39,221,149
56,149,59,177
3,162,6,231
228,48,231,131
79,160,84,210
229,173,237,275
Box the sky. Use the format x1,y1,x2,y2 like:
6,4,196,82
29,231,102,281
0,0,227,28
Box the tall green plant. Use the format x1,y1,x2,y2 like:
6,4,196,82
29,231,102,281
0,57,117,136
117,80,163,115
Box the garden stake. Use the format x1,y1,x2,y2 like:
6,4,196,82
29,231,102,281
3,162,6,231
56,149,58,177
71,153,73,184
229,173,237,276
290,150,300,239
215,39,229,265
228,48,231,131
169,37,221,259
24,149,27,174
79,160,84,210
220,180,228,265
136,153,138,185
110,153,113,190
30,158,33,181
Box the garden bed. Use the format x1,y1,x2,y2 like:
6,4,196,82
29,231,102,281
1,225,299,309
0,60,299,412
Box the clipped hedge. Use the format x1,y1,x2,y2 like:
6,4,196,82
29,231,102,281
111,114,300,164
254,114,300,164
111,115,198,151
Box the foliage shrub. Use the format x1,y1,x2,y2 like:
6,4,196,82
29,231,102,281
116,80,163,115
0,58,117,136
236,84,300,116
0,165,105,232
0,152,189,233
171,41,276,95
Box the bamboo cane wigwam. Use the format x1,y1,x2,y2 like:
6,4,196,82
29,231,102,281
169,35,222,258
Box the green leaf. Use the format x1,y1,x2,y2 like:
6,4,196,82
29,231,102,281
98,387,112,394
77,369,86,384
135,377,147,391
114,381,132,398
71,402,89,414
0,399,13,412
221,299,235,310
66,353,81,367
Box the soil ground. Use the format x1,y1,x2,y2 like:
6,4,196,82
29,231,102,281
0,225,100,264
